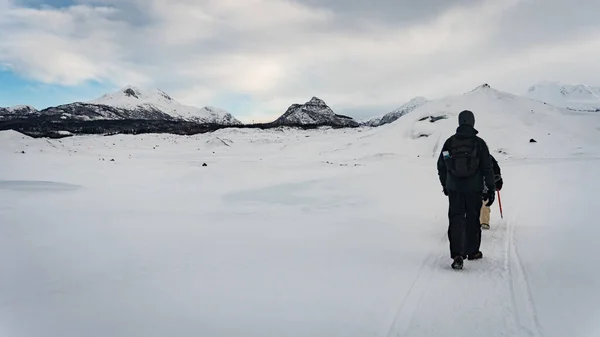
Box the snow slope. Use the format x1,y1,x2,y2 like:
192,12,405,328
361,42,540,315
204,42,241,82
364,97,428,127
526,81,600,111
1,84,600,337
87,86,242,124
273,97,359,127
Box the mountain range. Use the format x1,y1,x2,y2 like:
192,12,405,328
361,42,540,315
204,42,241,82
1,86,242,125
1,81,599,138
0,86,362,128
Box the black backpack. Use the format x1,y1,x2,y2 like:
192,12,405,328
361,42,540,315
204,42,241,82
446,136,480,178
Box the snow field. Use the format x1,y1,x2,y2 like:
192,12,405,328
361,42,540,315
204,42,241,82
1,85,600,337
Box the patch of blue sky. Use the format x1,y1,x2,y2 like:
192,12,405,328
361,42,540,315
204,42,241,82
0,69,113,109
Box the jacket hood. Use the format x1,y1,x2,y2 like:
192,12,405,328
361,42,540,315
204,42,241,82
455,124,479,138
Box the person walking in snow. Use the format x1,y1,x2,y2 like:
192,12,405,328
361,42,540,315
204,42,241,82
437,110,496,270
480,155,503,230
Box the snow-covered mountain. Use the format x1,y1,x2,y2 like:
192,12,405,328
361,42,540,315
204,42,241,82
363,97,428,127
525,81,600,111
87,86,241,125
0,105,39,118
17,86,241,125
272,97,359,127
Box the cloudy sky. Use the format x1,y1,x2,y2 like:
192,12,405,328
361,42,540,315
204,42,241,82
1,0,600,122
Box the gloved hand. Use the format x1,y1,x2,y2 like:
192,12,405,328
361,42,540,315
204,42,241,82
484,190,495,206
495,178,503,191
443,188,448,196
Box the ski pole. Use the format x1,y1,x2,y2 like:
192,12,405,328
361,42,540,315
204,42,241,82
497,190,503,219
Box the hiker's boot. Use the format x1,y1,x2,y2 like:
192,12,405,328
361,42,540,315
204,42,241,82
481,223,490,230
451,256,464,270
467,251,483,260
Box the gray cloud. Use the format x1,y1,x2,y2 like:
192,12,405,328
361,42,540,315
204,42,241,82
471,0,600,55
294,0,483,26
1,0,600,122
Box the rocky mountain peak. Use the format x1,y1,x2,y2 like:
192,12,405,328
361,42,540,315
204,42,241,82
123,87,140,99
307,96,327,106
473,83,491,91
272,97,358,127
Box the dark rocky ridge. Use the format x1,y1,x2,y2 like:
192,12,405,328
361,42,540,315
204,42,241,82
0,114,358,139
40,102,176,120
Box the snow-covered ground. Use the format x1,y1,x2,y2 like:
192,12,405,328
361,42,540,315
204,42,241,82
1,86,600,337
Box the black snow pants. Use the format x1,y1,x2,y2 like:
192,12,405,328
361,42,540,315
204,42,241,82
447,190,482,258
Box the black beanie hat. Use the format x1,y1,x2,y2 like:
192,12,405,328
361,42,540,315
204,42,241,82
458,110,475,127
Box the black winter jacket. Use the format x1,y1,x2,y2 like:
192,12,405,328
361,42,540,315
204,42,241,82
437,125,495,193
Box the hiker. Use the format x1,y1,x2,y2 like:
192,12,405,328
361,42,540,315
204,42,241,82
480,155,503,230
437,110,496,270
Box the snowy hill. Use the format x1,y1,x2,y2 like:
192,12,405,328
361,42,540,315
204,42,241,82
272,97,359,127
525,81,600,111
0,129,49,153
88,86,242,125
363,97,428,127
0,105,39,119
0,129,34,144
363,83,600,160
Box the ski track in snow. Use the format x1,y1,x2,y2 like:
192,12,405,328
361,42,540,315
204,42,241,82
385,213,547,337
506,208,545,337
384,233,447,337
383,221,508,336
